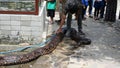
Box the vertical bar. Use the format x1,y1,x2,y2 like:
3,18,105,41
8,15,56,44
42,1,47,43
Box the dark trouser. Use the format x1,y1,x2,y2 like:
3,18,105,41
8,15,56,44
88,0,93,15
94,8,100,17
82,6,87,19
67,12,82,32
77,12,82,31
100,6,105,18
67,12,72,30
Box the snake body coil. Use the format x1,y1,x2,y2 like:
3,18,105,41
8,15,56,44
0,32,65,66
0,28,91,66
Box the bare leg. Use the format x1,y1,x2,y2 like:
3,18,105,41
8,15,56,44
50,17,53,24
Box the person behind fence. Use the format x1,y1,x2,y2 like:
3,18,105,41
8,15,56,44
46,0,56,24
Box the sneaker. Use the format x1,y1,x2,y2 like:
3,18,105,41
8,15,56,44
77,37,91,45
89,15,93,18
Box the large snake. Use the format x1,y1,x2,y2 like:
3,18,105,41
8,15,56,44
0,0,92,66
0,27,91,66
0,29,66,66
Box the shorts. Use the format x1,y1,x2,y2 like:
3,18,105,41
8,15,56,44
47,9,55,17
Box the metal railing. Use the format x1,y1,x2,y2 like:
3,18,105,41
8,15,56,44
39,1,48,42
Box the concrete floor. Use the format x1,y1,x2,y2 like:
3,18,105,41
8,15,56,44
0,1,120,67
26,11,120,68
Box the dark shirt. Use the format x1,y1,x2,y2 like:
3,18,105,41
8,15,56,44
64,0,82,14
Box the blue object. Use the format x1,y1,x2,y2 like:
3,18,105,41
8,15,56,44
0,35,56,54
82,0,88,6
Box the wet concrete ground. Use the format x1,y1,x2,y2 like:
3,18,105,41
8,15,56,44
43,16,120,68
0,13,120,68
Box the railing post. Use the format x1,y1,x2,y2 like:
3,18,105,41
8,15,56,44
41,1,47,43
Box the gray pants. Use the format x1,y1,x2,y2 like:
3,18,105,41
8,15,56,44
66,12,82,32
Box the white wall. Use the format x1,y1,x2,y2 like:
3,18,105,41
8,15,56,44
0,1,47,44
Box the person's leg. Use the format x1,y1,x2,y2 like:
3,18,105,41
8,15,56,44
94,7,99,20
82,7,84,19
96,8,99,18
84,6,87,16
50,17,53,24
47,9,52,24
100,6,105,18
50,10,55,24
94,8,97,19
77,14,82,31
94,1,99,20
82,6,87,20
65,12,72,37
66,12,72,30
98,7,101,19
77,10,85,35
88,0,93,17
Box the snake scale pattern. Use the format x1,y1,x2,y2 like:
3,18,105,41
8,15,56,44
0,31,65,66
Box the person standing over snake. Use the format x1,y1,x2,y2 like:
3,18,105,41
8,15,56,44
57,0,85,36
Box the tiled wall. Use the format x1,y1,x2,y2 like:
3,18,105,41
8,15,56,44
0,14,44,44
0,1,47,45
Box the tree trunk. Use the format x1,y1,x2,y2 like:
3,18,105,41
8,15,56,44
104,0,117,22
